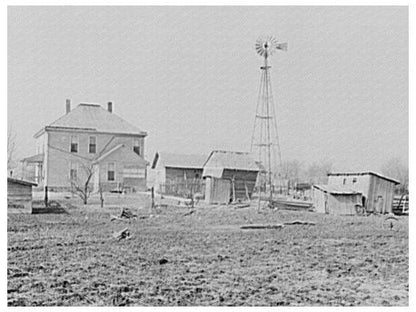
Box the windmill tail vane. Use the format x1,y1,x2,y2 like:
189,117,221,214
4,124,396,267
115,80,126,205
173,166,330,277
276,42,288,51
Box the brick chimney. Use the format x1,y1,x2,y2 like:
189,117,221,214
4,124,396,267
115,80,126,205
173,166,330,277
107,102,113,113
66,99,71,114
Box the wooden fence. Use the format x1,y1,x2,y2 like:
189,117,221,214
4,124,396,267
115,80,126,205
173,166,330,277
159,179,205,198
392,195,409,215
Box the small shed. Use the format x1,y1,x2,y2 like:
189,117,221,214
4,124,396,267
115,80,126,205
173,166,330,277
327,171,400,214
312,184,362,215
202,150,260,204
7,177,37,213
150,152,208,194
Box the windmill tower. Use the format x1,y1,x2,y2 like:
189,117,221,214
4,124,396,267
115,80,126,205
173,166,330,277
250,36,287,205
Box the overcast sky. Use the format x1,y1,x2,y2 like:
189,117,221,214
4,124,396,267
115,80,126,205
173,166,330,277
8,6,408,172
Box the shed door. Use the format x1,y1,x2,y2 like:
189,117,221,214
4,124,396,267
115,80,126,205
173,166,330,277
376,196,384,214
213,179,231,204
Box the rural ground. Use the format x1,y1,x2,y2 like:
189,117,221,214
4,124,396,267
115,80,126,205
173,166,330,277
7,192,408,306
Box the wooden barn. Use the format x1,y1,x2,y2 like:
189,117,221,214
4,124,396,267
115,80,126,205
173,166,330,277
312,184,363,215
202,150,260,204
327,171,400,214
7,177,37,213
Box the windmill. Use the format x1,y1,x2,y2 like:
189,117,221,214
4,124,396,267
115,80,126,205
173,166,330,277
250,36,287,207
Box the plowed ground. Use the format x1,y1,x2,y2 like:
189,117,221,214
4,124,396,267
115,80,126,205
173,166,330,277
7,194,408,306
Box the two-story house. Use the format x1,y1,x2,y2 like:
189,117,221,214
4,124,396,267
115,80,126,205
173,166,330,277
27,100,148,192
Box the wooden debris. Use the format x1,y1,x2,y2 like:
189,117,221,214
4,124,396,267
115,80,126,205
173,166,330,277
240,224,284,230
283,220,316,226
110,215,123,221
110,208,138,221
112,228,131,240
234,204,250,209
183,210,196,216
120,208,137,219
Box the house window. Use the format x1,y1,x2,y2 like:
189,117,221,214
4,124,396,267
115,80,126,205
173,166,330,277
343,178,347,185
70,135,78,153
89,136,96,154
70,163,78,180
108,162,115,181
352,178,357,184
133,139,141,156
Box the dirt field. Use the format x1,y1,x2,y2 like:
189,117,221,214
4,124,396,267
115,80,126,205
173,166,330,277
7,193,408,306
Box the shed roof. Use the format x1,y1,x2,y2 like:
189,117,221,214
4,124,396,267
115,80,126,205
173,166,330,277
7,177,37,187
151,152,207,170
202,150,259,178
328,171,400,185
313,184,362,195
21,153,44,163
35,103,147,138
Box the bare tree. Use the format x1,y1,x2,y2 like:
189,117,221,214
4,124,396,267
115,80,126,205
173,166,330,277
7,126,17,175
306,160,333,185
70,162,96,205
281,159,303,186
381,157,408,194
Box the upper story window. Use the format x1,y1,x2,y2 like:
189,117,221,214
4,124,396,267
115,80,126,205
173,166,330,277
70,135,78,153
133,138,141,156
89,136,97,154
108,162,115,181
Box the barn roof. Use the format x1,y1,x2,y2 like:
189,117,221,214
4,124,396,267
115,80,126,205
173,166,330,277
202,150,260,178
328,171,400,185
313,184,362,195
151,152,207,170
35,103,147,138
7,177,37,187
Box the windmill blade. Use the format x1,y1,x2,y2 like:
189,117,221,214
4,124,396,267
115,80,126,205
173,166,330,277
276,42,288,51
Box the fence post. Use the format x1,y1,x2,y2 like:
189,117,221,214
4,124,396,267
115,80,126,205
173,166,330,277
151,187,155,209
44,186,48,207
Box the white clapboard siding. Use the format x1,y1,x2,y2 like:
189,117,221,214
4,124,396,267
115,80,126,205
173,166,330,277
123,167,146,178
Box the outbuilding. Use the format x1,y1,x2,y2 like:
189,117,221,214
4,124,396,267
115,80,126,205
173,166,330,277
150,152,207,195
7,177,37,213
312,184,363,215
327,171,400,214
202,150,260,204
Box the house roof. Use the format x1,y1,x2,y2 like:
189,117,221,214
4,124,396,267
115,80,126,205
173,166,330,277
313,184,362,195
328,171,400,185
7,177,37,187
202,150,260,178
151,152,207,170
21,153,44,163
94,144,148,166
35,103,147,137
94,144,124,163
